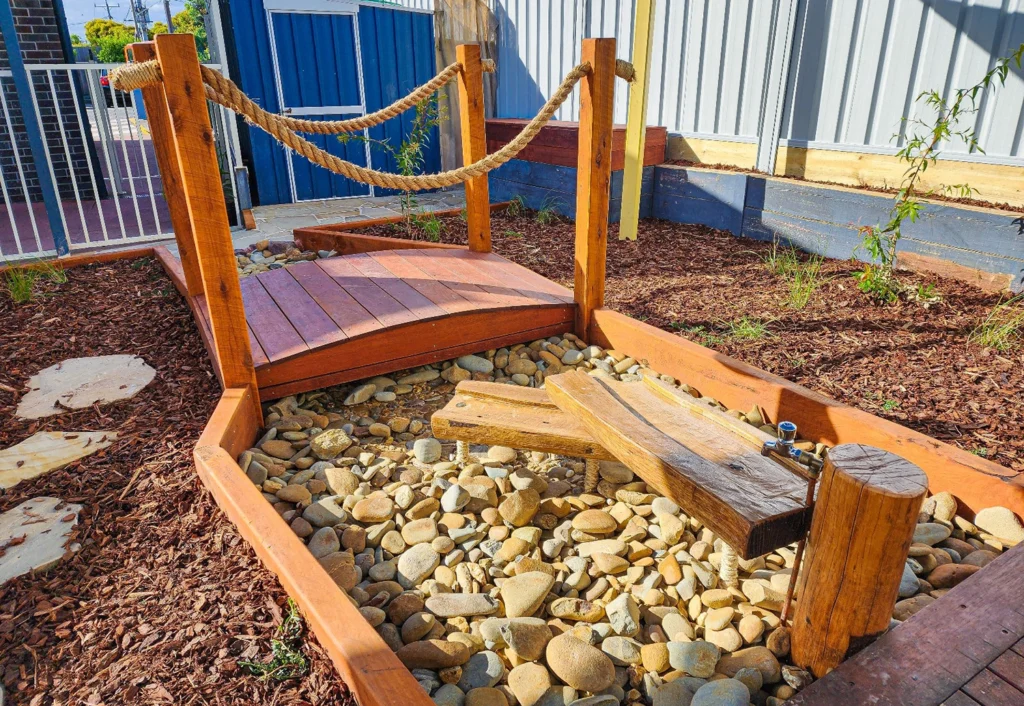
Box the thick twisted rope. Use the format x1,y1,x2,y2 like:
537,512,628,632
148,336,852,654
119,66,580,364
111,56,634,191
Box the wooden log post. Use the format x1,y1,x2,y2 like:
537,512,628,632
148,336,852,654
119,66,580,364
457,43,491,252
791,443,928,677
574,38,616,339
128,42,204,298
155,34,260,417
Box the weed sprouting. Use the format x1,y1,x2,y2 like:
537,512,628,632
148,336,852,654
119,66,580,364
970,293,1024,351
240,599,308,681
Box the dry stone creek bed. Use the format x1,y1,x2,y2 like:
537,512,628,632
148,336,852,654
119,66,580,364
240,334,1023,706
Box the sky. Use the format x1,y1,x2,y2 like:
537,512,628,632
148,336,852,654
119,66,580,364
62,0,187,39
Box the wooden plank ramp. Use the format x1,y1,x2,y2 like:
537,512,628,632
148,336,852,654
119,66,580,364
192,248,575,400
789,543,1024,706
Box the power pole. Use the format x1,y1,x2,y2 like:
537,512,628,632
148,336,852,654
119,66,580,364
164,0,174,32
94,0,119,20
129,0,149,40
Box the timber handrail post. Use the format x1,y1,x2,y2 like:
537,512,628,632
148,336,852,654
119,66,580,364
127,41,204,298
791,443,927,677
456,43,491,252
155,34,260,419
574,38,616,339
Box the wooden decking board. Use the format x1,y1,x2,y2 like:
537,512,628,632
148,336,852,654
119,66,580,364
400,249,508,308
443,250,559,306
963,669,1024,706
249,323,269,367
317,257,419,328
346,253,449,320
466,251,574,304
285,260,382,338
239,276,308,361
989,651,1024,694
257,267,348,348
943,692,982,706
788,544,1024,706
366,250,478,314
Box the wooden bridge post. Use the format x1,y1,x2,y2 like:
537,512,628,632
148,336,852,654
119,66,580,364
155,34,260,416
128,42,203,298
456,43,490,252
791,443,927,677
574,38,616,339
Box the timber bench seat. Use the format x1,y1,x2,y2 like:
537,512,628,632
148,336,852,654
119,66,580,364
192,249,576,400
432,372,814,558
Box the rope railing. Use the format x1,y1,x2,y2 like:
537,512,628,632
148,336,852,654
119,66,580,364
110,55,635,192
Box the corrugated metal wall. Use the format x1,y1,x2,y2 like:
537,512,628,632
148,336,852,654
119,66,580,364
489,0,1024,165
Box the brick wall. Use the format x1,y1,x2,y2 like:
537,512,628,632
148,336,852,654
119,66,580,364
0,0,96,203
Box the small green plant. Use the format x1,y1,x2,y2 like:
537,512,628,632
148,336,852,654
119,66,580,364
413,211,443,242
240,599,308,681
3,259,67,303
503,229,523,239
458,207,467,223
969,293,1024,351
674,323,725,347
881,398,901,412
971,447,990,458
535,197,563,225
855,43,1024,303
786,254,825,309
723,316,773,341
340,94,446,237
506,195,526,218
762,240,800,278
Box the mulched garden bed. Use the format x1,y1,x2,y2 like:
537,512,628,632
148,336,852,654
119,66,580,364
357,211,1024,473
0,258,351,705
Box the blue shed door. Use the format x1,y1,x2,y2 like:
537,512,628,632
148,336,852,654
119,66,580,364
268,8,372,201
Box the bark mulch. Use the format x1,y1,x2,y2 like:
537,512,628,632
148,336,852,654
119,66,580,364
359,212,1024,474
0,258,351,706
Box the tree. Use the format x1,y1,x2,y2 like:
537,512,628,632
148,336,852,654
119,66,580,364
70,33,85,46
172,0,209,59
84,18,133,48
95,34,134,62
149,22,169,37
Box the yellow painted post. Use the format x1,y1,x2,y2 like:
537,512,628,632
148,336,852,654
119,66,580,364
619,0,656,241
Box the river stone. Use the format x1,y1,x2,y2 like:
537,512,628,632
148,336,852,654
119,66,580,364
457,355,495,374
913,523,952,546
398,543,441,588
505,357,538,377
705,627,743,653
397,639,470,669
601,636,643,666
974,506,1024,544
549,597,605,622
899,562,920,598
927,563,981,589
499,489,541,527
427,593,501,618
432,684,465,706
931,491,958,522
415,438,443,464
690,679,749,706
606,593,641,637
716,646,782,683
893,594,935,621
545,633,615,693
399,369,441,385
344,384,376,406
305,526,340,558
572,509,617,534
16,355,156,419
667,641,720,678
500,618,552,661
442,484,471,513
502,571,555,618
576,540,627,558
962,549,998,568
508,662,551,706
662,613,694,641
311,429,354,459
276,484,311,504
653,679,695,706
458,650,505,691
319,553,361,590
403,518,440,545
303,497,347,527
353,496,395,523
465,688,509,706
325,467,361,495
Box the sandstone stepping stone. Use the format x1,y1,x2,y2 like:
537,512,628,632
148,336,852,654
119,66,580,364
0,431,116,489
0,497,82,585
501,571,555,617
974,506,1024,544
426,593,501,618
545,633,615,693
17,355,155,419
667,641,720,678
691,678,750,706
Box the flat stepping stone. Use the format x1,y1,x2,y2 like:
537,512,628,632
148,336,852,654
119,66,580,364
0,497,82,586
16,355,156,419
0,431,117,490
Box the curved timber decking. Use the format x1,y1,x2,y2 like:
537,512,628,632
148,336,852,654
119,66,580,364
193,248,576,399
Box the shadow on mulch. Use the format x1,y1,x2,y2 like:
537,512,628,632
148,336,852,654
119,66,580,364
0,258,352,705
358,212,1023,473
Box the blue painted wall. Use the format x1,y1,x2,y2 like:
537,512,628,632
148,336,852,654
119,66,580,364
222,2,439,205
487,161,1024,291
